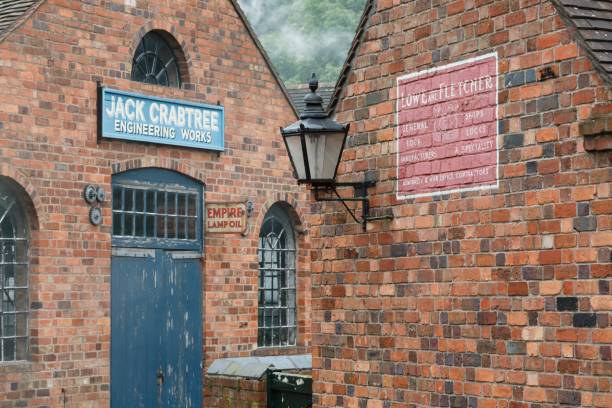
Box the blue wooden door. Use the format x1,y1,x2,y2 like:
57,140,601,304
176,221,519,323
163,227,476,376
111,249,202,408
110,169,203,408
111,250,158,407
158,251,202,407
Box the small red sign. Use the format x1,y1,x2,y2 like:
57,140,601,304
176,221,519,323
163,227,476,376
396,53,498,198
206,202,248,234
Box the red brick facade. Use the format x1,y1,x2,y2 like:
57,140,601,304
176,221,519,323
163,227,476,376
0,0,310,406
313,0,611,407
204,376,267,408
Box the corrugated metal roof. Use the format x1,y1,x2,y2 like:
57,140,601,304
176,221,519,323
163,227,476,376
0,0,38,36
552,0,612,82
207,354,311,379
287,84,335,115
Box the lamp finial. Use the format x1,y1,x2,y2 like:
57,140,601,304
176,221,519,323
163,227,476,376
309,73,318,93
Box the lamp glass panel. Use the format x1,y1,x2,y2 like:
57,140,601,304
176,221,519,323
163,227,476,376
305,132,345,180
284,134,307,180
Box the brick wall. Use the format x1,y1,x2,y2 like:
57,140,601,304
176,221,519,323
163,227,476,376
0,0,309,406
312,0,611,407
204,376,267,408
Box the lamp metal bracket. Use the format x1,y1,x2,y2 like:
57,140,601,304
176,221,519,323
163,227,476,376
312,181,392,231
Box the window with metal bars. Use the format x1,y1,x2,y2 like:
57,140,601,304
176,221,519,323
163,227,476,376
258,204,296,347
0,184,29,362
112,186,199,242
131,31,181,88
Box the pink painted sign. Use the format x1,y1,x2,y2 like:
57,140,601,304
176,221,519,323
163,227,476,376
396,53,498,199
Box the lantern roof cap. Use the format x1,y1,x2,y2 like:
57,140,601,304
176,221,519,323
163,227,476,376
300,73,327,120
281,74,349,135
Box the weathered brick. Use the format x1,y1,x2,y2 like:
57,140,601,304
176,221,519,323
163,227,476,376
505,71,525,88
573,216,597,231
522,327,544,341
478,312,497,325
509,282,529,296
558,390,581,405
537,95,559,112
521,114,542,130
365,90,389,106
591,296,612,311
507,341,527,355
558,359,579,374
504,133,525,149
463,354,482,367
557,297,578,311
573,313,597,328
390,243,408,257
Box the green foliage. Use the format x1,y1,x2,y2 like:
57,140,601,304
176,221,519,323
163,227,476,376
239,0,366,85
290,0,366,32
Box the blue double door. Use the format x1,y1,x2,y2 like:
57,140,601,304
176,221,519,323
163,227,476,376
110,168,203,408
111,249,202,408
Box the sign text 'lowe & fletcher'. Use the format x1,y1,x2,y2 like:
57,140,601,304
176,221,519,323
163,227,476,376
396,53,499,199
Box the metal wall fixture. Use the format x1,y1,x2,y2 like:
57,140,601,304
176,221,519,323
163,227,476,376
246,199,254,217
279,74,392,231
89,207,102,226
84,185,98,204
83,185,105,225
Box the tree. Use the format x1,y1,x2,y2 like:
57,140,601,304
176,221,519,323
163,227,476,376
239,0,366,85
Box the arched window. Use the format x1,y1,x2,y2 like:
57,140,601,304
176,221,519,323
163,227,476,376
0,181,29,361
258,204,296,347
131,31,181,88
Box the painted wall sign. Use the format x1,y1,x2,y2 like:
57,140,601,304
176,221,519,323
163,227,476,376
98,87,224,151
396,53,498,199
206,202,248,234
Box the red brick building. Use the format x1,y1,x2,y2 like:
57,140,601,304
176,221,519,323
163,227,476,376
312,0,611,407
0,0,311,407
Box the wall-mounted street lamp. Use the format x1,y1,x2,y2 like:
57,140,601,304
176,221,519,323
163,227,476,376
280,74,389,231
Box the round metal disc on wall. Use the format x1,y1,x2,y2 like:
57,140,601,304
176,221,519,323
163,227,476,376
84,185,98,204
89,207,102,226
97,186,106,203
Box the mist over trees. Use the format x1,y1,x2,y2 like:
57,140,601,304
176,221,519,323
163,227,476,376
238,0,366,85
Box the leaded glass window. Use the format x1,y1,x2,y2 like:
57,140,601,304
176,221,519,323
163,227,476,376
131,31,181,88
258,205,296,347
0,184,29,361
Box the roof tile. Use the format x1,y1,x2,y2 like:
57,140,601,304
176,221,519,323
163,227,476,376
287,84,334,115
0,0,38,35
553,0,612,82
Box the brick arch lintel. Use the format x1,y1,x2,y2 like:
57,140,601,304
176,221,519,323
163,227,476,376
0,163,43,230
110,157,206,184
128,20,194,85
254,194,309,240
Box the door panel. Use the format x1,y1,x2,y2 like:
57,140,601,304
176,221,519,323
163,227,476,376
111,250,202,408
159,253,202,408
111,252,159,408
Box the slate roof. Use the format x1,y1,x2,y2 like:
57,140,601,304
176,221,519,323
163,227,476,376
287,84,335,115
0,0,39,36
552,0,612,82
